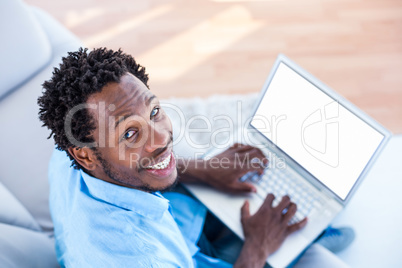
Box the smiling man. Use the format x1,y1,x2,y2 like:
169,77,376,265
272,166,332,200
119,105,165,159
38,48,345,267
79,72,178,192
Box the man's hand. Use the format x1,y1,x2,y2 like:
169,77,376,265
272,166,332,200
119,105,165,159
177,143,268,193
234,194,308,268
202,143,268,193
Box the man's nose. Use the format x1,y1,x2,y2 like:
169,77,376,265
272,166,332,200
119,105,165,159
143,123,169,153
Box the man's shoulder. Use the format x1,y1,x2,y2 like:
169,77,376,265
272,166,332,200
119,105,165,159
60,230,178,268
53,186,169,266
57,207,188,268
48,149,194,267
48,148,81,216
48,148,77,189
49,148,72,171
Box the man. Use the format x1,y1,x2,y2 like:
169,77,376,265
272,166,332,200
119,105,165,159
38,48,350,267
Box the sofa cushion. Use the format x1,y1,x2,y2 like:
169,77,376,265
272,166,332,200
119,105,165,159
0,223,58,268
0,3,82,234
0,0,51,99
0,182,41,232
0,56,71,235
30,6,81,57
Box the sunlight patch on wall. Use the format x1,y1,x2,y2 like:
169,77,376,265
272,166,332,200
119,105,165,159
65,8,106,28
83,5,173,47
138,5,264,83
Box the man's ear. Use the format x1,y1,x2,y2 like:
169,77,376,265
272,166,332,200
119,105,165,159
67,147,97,171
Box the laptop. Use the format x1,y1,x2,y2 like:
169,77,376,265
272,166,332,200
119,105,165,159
183,54,391,267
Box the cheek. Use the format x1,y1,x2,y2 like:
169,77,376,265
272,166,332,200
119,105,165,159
164,114,173,131
124,150,147,169
158,115,173,137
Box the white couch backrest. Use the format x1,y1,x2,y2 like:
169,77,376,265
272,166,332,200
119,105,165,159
0,0,82,234
0,0,51,98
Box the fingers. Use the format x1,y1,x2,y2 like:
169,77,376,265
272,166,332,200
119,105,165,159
258,193,275,214
231,143,242,149
246,149,269,174
228,144,269,175
241,200,250,224
287,217,308,234
237,169,259,180
282,203,297,222
231,144,267,163
275,195,291,212
274,196,307,233
265,193,275,206
236,153,268,176
233,182,257,193
231,143,255,152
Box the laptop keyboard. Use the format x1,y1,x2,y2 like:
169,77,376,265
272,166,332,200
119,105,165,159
241,160,325,224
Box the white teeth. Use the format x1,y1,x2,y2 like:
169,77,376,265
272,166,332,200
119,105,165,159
146,154,171,170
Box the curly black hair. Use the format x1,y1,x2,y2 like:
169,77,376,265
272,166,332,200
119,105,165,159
38,47,149,170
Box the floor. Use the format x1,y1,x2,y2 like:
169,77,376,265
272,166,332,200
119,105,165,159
27,0,402,133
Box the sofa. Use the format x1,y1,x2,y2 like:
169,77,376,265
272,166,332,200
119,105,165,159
0,0,81,266
1,0,401,267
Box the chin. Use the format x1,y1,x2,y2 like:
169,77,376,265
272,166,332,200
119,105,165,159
159,177,179,193
155,169,179,192
139,169,179,193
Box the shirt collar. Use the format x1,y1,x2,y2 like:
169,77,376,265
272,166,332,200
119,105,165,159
80,170,170,220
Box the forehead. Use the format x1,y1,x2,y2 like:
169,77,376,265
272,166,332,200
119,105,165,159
89,73,152,105
87,73,155,118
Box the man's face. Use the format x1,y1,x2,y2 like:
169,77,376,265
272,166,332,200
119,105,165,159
85,73,177,192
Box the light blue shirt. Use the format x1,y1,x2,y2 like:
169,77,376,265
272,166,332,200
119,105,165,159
48,149,232,267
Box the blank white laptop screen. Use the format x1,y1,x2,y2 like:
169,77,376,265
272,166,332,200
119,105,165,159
251,62,384,200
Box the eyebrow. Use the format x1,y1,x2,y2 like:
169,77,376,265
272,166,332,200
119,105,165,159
114,95,157,129
115,114,132,129
145,95,156,106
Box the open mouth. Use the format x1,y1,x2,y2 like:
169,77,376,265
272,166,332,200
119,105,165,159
143,152,176,178
145,154,172,170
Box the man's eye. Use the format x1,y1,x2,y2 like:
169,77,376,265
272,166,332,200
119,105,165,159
123,130,136,140
151,107,160,118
